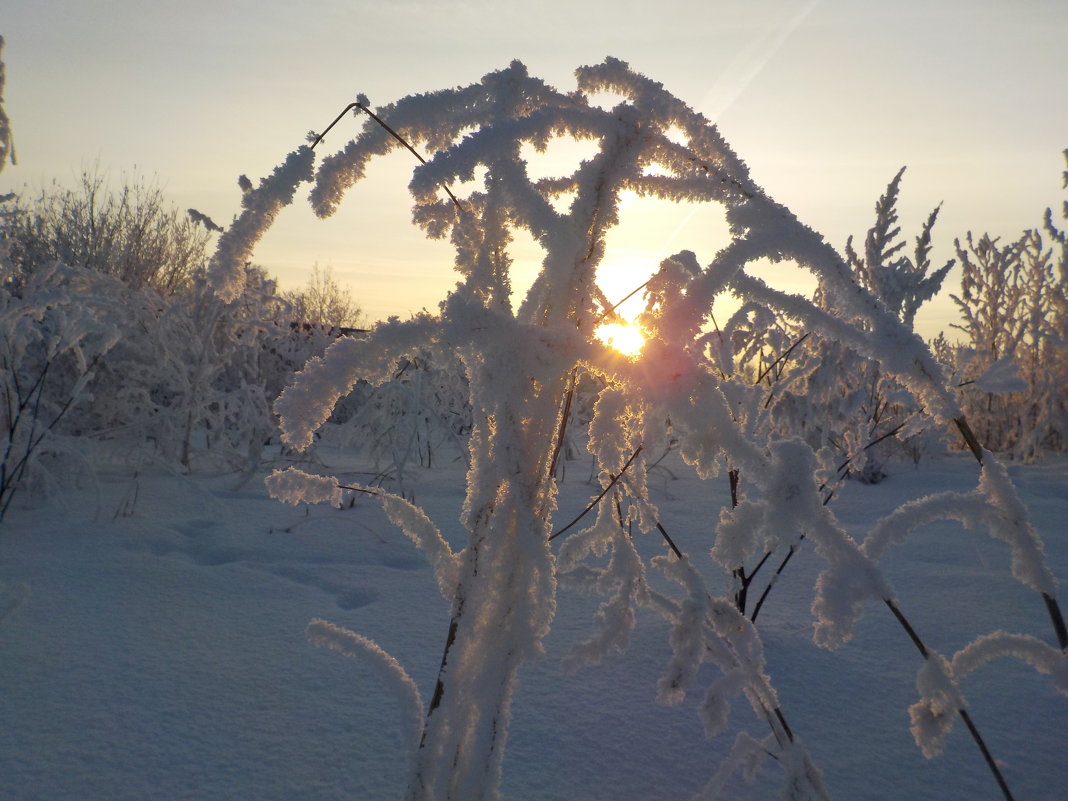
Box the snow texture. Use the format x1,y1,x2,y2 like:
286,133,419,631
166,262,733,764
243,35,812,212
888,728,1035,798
306,618,425,762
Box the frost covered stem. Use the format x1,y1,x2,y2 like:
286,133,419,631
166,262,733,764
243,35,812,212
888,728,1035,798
952,419,1068,650
311,102,464,212
885,598,1016,800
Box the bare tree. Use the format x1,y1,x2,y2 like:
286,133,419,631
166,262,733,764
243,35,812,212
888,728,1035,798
3,169,210,295
282,263,364,330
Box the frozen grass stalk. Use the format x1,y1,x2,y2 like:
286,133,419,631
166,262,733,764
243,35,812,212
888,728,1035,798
230,59,1067,800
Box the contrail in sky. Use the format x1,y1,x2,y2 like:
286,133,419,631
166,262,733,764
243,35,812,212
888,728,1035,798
659,0,822,253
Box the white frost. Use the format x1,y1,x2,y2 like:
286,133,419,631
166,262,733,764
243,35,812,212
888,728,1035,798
908,652,965,758
264,466,341,507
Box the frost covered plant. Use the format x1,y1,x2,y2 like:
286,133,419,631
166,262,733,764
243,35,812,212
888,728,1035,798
221,60,1067,800
0,264,121,520
945,163,1068,459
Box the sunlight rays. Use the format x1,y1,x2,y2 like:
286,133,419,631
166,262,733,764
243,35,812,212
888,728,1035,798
595,320,646,357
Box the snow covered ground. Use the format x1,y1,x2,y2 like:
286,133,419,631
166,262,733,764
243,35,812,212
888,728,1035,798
1,449,1065,801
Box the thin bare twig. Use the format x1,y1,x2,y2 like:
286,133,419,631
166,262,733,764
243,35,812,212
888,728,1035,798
547,369,577,482
596,279,652,324
549,446,643,541
338,484,381,496
756,332,810,385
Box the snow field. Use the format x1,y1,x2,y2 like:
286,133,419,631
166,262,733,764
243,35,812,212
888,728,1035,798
1,451,1065,800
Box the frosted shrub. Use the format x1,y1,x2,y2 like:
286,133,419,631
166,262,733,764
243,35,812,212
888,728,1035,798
3,170,212,296
748,168,953,479
944,154,1068,459
0,263,121,520
58,264,293,477
282,263,365,330
225,60,1066,800
328,349,473,498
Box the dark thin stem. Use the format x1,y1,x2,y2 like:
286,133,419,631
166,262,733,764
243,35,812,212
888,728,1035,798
959,709,1016,801
654,521,684,560
953,416,985,465
773,707,794,742
1043,592,1068,651
644,443,676,474
735,550,773,616
953,416,1068,651
884,598,929,658
830,420,908,480
309,103,360,149
756,332,810,385
884,599,1015,799
549,446,643,541
750,541,801,623
547,370,577,483
337,484,381,496
596,279,652,324
425,615,460,722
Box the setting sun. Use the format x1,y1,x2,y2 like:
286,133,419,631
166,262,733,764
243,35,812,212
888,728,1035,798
596,321,646,357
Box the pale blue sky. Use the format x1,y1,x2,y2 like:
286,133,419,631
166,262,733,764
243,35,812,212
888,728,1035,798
3,0,1066,336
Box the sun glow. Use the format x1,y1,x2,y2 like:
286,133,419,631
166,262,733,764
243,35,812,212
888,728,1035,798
596,321,646,357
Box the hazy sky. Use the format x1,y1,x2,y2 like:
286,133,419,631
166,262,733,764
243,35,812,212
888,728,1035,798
3,0,1066,336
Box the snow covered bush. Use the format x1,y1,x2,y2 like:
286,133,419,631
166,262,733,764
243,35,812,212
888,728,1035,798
3,169,211,296
228,60,1066,800
0,197,332,498
282,263,366,330
326,349,472,498
748,168,953,481
0,263,121,519
77,260,339,479
941,153,1068,460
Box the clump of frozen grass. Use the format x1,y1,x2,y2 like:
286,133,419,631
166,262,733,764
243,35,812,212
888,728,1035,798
216,58,1066,801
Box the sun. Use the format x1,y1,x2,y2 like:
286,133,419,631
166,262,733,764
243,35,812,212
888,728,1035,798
596,321,646,357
